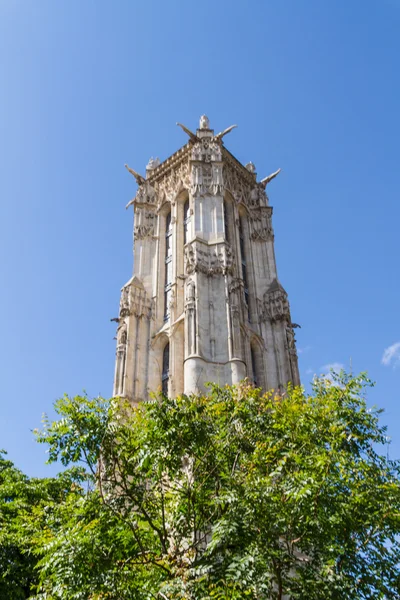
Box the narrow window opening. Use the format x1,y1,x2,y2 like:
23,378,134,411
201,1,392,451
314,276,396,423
183,199,190,245
239,217,249,306
224,201,230,244
164,211,172,321
162,342,170,395
251,345,258,387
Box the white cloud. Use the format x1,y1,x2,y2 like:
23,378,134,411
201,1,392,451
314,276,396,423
319,362,344,383
298,345,311,355
381,342,400,369
321,362,344,374
305,368,314,375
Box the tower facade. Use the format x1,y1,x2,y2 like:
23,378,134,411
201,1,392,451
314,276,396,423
113,116,300,401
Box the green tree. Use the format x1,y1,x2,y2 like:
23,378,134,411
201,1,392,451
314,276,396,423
31,374,400,599
0,451,84,599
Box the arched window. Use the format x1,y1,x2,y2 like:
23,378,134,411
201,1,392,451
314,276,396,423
239,216,249,306
183,199,190,245
164,211,172,321
162,342,170,395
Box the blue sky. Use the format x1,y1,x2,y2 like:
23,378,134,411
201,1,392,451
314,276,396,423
1,0,399,477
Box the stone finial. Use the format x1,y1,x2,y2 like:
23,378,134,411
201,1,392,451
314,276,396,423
199,115,210,130
245,162,256,174
146,157,160,171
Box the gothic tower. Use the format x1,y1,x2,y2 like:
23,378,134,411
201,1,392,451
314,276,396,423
113,116,300,401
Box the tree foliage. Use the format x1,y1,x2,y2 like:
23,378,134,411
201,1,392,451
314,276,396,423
2,374,400,599
0,451,84,599
29,374,400,599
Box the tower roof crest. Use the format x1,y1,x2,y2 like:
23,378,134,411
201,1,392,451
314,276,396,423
199,115,210,130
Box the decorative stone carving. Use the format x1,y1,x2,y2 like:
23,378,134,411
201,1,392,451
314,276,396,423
231,304,240,326
119,279,153,321
146,157,160,171
185,279,196,302
286,324,296,352
117,321,127,346
191,138,222,163
184,245,196,275
119,285,131,318
218,245,234,275
184,241,235,277
178,117,237,144
229,277,244,295
134,182,157,206
190,163,224,196
249,186,260,207
168,288,176,313
154,159,190,205
199,115,210,129
286,322,300,386
131,288,153,320
134,208,156,240
249,184,268,208
223,162,252,204
245,162,256,173
191,165,202,195
256,297,264,321
250,207,274,241
202,164,212,191
262,281,290,322
212,164,223,195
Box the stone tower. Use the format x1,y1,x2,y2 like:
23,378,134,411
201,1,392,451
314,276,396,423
113,116,300,401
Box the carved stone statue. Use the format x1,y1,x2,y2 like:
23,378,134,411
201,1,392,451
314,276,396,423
286,324,295,351
264,284,290,322
249,187,260,207
146,157,160,171
185,279,195,302
199,115,210,130
119,286,130,317
168,288,175,312
118,321,127,346
185,245,196,274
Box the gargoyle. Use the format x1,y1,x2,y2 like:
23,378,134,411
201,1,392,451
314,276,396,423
215,124,237,140
124,164,145,186
260,168,281,188
177,121,237,142
176,122,198,142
